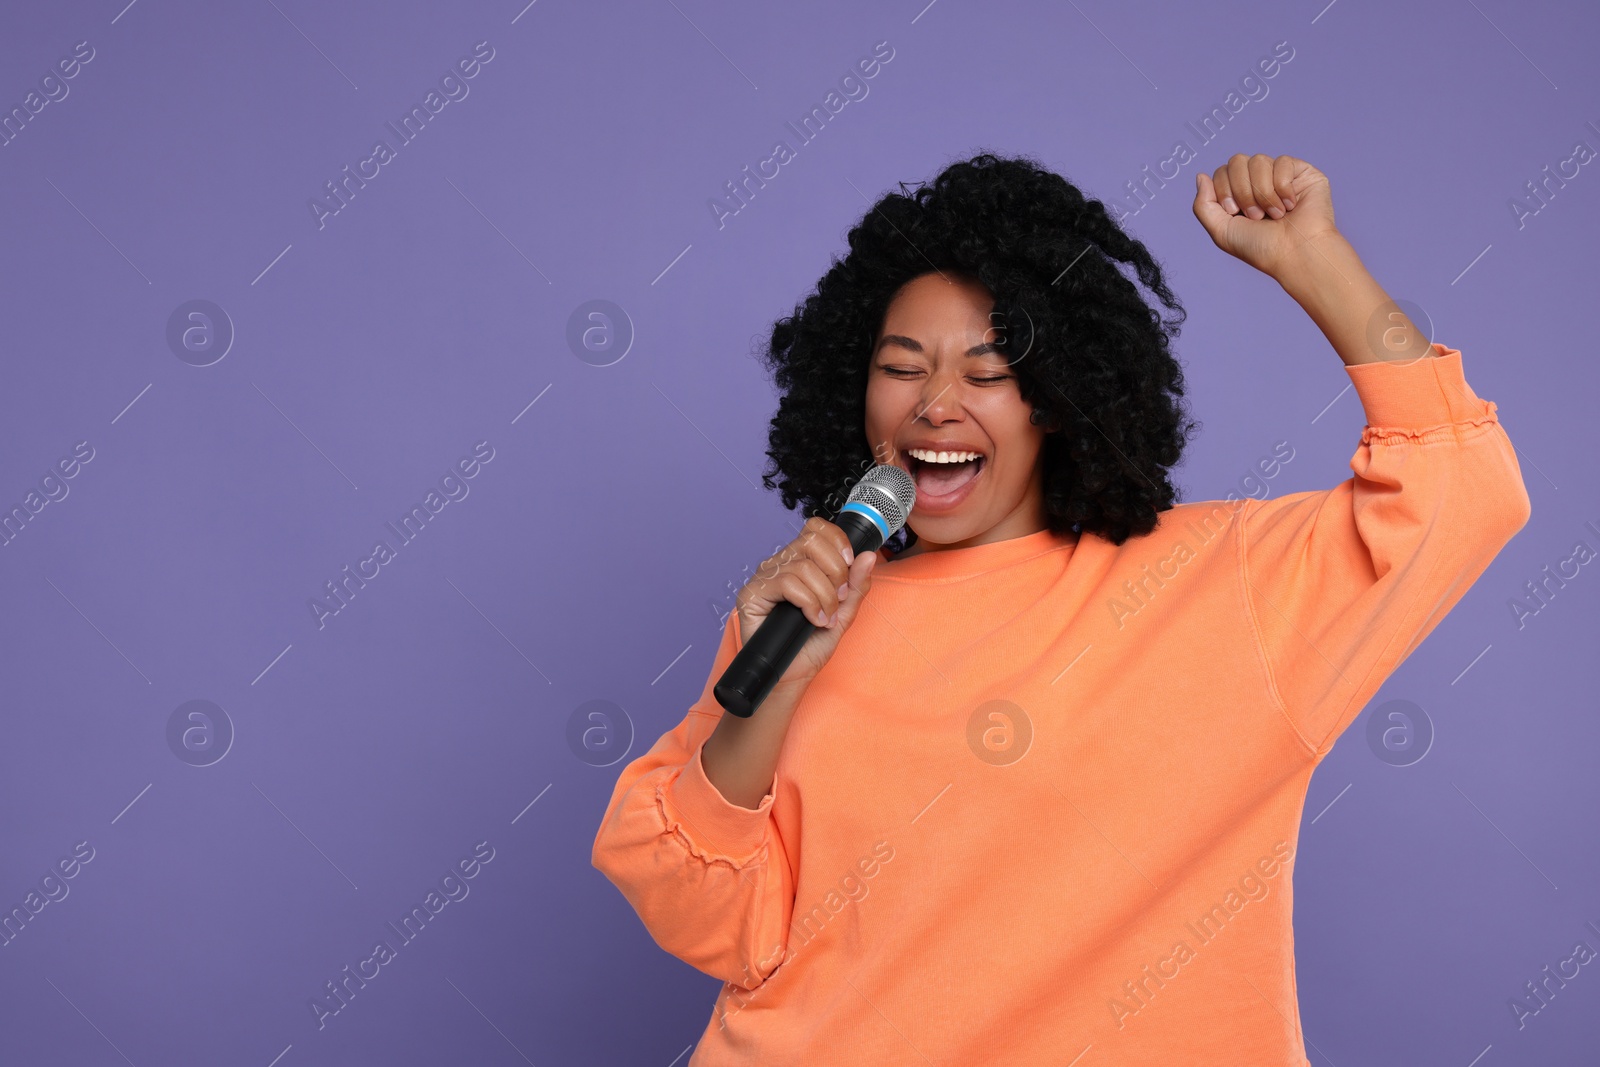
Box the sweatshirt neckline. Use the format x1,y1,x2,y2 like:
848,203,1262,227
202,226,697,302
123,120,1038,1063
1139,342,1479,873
873,526,1077,581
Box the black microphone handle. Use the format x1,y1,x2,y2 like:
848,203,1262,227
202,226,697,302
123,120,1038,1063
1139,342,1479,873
712,510,886,718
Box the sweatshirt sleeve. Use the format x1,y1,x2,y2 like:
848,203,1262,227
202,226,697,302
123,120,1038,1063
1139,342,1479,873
1238,343,1532,759
590,609,796,990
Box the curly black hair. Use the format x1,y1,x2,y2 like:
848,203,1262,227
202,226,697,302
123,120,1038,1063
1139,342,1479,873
755,151,1198,552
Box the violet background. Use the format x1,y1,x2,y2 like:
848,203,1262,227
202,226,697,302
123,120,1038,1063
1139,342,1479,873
1,1,1596,1064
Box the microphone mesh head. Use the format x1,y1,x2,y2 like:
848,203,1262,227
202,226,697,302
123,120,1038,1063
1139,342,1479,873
846,464,917,533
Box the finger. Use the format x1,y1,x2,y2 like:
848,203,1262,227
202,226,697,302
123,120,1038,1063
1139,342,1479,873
834,553,877,625
756,540,798,581
1209,165,1236,215
753,569,826,628
794,520,850,588
843,549,876,593
781,559,841,625
1226,153,1257,217
1244,155,1280,219
803,514,853,567
1273,154,1299,211
767,518,839,584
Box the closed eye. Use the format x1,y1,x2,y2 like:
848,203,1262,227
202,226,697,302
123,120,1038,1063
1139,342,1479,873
881,367,1011,385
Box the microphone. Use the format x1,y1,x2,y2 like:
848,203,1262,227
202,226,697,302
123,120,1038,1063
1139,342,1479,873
714,464,916,718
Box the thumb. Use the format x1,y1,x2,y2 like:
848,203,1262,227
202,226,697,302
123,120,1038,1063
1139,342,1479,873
833,551,877,627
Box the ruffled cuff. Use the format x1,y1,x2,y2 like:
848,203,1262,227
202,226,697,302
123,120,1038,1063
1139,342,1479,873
1345,343,1498,431
658,739,775,867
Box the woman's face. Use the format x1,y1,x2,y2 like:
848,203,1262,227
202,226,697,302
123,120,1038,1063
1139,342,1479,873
863,272,1051,554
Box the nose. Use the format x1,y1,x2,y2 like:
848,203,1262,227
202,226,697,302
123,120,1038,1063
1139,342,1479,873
915,367,967,425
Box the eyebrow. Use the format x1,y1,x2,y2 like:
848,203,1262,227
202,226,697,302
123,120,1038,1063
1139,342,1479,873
875,334,1003,357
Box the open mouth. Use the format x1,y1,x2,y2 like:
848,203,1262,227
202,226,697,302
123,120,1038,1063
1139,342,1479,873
908,454,986,502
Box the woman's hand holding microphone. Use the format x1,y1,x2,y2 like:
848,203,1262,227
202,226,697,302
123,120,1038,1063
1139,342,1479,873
701,517,879,808
736,516,879,687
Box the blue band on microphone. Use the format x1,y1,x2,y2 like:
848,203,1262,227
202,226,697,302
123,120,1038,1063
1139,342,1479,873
839,501,891,542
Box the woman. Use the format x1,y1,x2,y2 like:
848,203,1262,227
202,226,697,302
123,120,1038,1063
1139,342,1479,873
592,152,1530,1065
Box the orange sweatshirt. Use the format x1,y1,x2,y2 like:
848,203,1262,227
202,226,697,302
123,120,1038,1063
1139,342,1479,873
592,344,1530,1066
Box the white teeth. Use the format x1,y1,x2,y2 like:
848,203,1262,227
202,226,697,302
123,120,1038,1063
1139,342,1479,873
908,448,981,464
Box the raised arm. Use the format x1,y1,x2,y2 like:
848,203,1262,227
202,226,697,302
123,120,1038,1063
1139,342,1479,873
1195,154,1532,756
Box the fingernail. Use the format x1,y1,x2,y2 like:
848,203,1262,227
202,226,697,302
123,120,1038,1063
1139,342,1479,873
1267,205,1284,219
1283,197,1295,210
841,547,854,565
837,583,849,599
1223,197,1238,213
